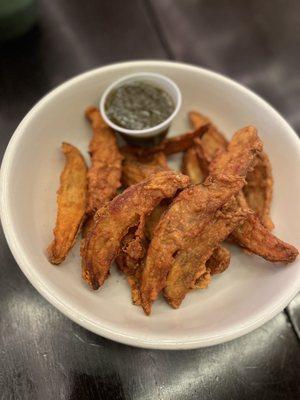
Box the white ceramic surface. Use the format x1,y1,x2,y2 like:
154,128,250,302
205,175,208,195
100,72,182,138
1,61,300,350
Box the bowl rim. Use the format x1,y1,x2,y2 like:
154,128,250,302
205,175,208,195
99,72,182,136
1,60,300,350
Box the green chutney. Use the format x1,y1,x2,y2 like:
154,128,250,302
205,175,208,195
105,81,175,130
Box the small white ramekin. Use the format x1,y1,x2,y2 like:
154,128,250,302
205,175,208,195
100,72,181,139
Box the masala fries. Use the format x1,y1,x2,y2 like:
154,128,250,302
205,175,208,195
243,152,274,230
82,171,190,289
182,146,207,184
187,111,293,263
47,106,298,316
85,106,123,215
163,198,249,309
47,142,88,264
141,126,262,314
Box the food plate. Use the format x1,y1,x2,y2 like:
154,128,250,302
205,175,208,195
1,61,300,349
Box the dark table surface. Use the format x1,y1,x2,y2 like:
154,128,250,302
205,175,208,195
1,1,300,399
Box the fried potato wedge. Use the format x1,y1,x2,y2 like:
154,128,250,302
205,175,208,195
211,149,297,263
192,270,211,289
116,227,146,306
141,126,262,314
82,171,190,289
182,146,208,184
117,200,170,305
47,142,88,264
189,111,228,161
85,106,123,215
122,152,169,187
231,193,298,263
189,111,294,262
122,124,209,157
119,153,170,303
185,111,226,185
206,246,231,275
164,198,249,308
192,246,231,289
243,152,274,230
190,110,274,229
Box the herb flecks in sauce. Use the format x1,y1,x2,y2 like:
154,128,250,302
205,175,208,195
105,81,175,130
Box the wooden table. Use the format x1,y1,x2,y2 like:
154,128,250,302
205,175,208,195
1,1,299,399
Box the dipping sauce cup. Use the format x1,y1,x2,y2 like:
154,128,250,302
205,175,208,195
100,72,182,146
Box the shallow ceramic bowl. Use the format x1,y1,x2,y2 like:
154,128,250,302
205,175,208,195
1,61,300,349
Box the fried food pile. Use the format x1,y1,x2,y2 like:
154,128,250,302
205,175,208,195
47,107,299,315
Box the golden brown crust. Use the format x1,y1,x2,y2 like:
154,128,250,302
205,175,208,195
188,111,228,161
85,106,123,214
190,110,274,230
122,124,209,157
116,228,143,305
164,198,249,308
82,171,190,289
119,153,170,303
122,152,169,187
182,146,208,184
191,246,231,289
231,209,298,263
206,246,231,275
189,111,294,262
120,152,169,302
118,201,170,305
243,151,274,230
182,124,230,285
184,111,227,185
192,270,212,289
116,228,145,306
141,127,262,314
47,143,88,264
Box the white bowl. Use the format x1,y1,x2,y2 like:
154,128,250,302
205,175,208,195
1,61,300,349
100,72,182,138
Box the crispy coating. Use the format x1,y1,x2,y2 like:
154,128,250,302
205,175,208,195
182,146,208,184
85,106,123,214
122,152,169,187
145,200,169,240
117,222,147,276
192,270,211,289
81,214,95,239
190,110,274,230
182,111,226,186
212,159,298,263
122,124,209,157
116,227,146,306
127,271,143,305
47,143,88,264
231,193,298,263
141,126,262,314
243,152,274,230
120,228,231,304
182,129,230,281
189,111,228,161
192,246,231,289
82,171,190,289
119,154,170,303
190,111,295,261
118,200,170,305
121,148,227,303
206,246,231,275
233,216,298,262
164,198,249,308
